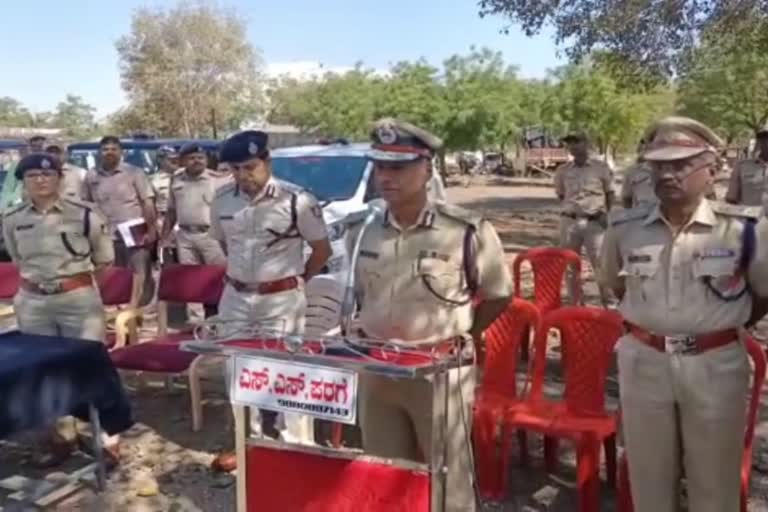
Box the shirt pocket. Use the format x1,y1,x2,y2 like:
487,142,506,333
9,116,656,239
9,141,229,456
415,257,466,304
620,245,663,279
692,248,744,297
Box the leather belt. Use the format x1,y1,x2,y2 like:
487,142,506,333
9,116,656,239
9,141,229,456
225,275,299,295
626,323,738,355
21,273,94,295
179,224,210,233
561,211,604,221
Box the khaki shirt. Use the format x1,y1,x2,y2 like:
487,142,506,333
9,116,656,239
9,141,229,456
348,201,513,343
83,162,155,231
210,178,328,283
620,162,656,208
554,158,614,215
600,200,765,335
168,169,232,226
725,159,768,206
2,198,114,282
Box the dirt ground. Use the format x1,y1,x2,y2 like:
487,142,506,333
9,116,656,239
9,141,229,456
2,175,768,511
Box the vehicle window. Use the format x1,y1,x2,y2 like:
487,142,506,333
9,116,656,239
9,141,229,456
271,156,367,202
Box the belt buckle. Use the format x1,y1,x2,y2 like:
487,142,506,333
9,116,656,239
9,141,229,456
664,334,697,354
38,281,62,295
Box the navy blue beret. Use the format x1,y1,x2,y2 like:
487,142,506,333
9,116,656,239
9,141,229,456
219,131,269,164
15,153,62,180
179,142,205,158
157,145,178,158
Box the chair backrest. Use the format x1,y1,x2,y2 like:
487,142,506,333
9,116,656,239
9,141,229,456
743,335,766,459
531,306,623,415
0,262,19,299
304,275,344,336
157,264,226,305
96,266,134,306
481,297,542,397
512,247,582,313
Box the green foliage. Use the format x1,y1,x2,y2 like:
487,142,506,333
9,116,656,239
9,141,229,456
115,1,265,137
266,47,674,154
52,95,97,138
676,18,768,141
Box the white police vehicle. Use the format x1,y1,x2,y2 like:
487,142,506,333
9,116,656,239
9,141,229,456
271,141,446,282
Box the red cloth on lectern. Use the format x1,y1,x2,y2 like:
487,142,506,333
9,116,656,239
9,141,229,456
246,445,430,512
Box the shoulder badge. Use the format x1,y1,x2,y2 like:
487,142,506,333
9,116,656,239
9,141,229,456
711,201,763,219
433,202,483,226
608,205,652,226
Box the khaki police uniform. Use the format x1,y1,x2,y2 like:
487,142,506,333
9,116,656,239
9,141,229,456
725,158,768,207
3,196,114,443
350,118,513,512
84,162,155,305
599,116,768,512
554,157,613,302
169,169,230,266
349,201,511,512
61,163,87,200
212,177,328,440
620,161,656,208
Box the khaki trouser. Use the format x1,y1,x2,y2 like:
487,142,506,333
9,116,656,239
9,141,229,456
114,239,155,308
559,215,608,304
360,365,476,512
14,286,116,444
220,283,313,442
618,335,749,512
176,230,226,321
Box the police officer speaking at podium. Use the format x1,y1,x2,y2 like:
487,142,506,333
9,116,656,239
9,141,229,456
2,153,118,467
346,119,513,511
600,116,768,512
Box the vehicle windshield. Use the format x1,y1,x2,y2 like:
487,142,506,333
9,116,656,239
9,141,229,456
271,156,367,202
69,149,158,174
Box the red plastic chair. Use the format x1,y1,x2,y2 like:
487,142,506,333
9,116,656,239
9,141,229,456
110,264,226,431
617,335,767,512
513,248,582,359
473,298,542,500
503,307,624,511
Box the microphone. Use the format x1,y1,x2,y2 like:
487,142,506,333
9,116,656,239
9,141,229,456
340,203,383,335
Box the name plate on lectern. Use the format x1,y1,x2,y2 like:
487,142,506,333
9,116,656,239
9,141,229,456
231,355,359,425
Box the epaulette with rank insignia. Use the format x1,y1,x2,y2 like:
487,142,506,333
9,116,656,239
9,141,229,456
608,205,652,226
711,202,762,219
2,201,28,218
433,202,482,227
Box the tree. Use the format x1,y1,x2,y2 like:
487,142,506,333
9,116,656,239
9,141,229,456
115,1,265,137
0,97,33,127
676,19,768,142
52,95,96,138
477,0,768,75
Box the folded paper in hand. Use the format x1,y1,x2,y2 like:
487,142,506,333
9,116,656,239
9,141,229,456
117,218,148,248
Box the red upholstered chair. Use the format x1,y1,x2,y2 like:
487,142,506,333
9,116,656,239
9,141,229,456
96,266,137,349
512,248,582,359
110,264,226,431
503,307,624,512
473,298,542,500
617,335,767,512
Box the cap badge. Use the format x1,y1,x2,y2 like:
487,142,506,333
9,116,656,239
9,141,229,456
377,124,398,145
248,141,260,155
41,158,50,169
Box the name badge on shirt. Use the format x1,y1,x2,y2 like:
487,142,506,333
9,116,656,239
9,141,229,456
359,250,379,259
220,215,234,220
627,254,652,263
695,248,736,259
15,224,34,231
